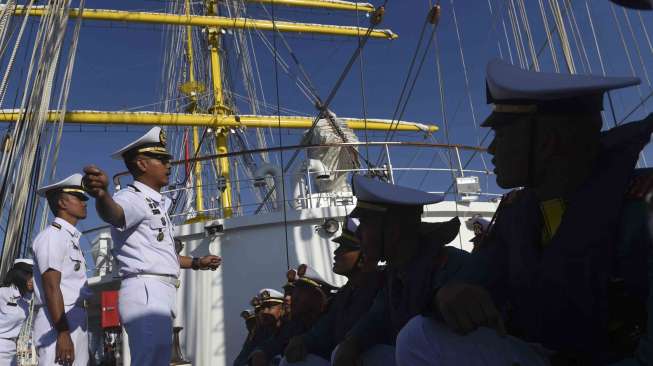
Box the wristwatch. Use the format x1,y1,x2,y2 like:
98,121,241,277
191,257,201,270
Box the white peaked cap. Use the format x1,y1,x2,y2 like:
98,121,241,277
36,173,87,200
13,258,33,266
465,215,491,234
110,126,171,160
258,288,284,300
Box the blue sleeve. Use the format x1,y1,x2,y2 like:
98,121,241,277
303,305,336,357
455,236,506,287
345,289,389,351
433,246,469,289
233,338,254,366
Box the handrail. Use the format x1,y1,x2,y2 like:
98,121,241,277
111,141,486,186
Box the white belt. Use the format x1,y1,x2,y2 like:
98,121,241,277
123,273,180,289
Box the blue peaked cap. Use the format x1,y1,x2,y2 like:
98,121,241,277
350,175,444,217
610,0,652,9
483,59,640,127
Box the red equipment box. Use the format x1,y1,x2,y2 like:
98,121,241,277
101,290,121,329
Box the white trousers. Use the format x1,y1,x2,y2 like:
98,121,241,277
33,305,88,366
0,338,16,366
395,315,551,366
119,277,176,366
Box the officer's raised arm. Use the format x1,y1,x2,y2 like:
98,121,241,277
82,165,125,228
87,126,222,364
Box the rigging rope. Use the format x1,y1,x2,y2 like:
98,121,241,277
0,0,74,277
610,3,650,115
623,9,651,86
254,2,389,213
269,0,292,270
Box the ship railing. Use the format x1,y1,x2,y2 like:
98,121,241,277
128,141,498,222
89,141,497,276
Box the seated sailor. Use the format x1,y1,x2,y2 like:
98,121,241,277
242,309,258,335
395,59,653,365
283,217,384,365
82,126,222,366
0,259,33,366
251,266,334,366
332,176,467,366
234,289,286,366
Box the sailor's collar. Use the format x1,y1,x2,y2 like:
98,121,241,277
8,285,20,300
54,217,81,239
132,180,163,203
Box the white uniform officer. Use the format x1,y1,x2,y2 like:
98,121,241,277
82,126,221,366
0,259,33,366
32,174,91,366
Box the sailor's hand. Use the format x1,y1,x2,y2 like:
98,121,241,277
82,165,109,198
332,337,362,366
436,282,505,336
284,336,308,362
628,174,653,200
249,350,267,366
55,331,75,365
199,255,222,270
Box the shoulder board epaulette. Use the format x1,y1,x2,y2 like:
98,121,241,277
51,222,61,230
127,184,141,193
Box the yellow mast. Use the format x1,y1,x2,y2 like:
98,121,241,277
183,0,205,214
4,2,444,220
206,0,233,217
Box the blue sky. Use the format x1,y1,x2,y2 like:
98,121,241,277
2,0,653,251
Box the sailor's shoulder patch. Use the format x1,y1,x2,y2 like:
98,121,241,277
51,222,62,230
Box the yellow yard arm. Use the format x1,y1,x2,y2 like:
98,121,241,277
0,111,438,132
13,6,397,39
245,0,375,12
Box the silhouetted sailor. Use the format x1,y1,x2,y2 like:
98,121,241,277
332,176,468,366
283,217,383,366
251,266,333,366
397,59,652,365
234,289,285,366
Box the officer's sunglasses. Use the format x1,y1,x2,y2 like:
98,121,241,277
136,155,171,165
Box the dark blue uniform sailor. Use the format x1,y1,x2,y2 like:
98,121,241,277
331,176,468,366
282,217,384,366
395,59,652,365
